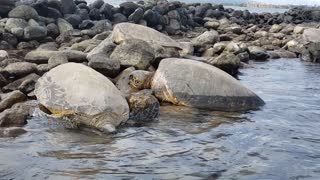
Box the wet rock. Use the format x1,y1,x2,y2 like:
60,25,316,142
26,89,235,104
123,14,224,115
8,5,39,20
208,53,241,76
0,101,34,127
191,30,219,48
110,39,155,70
268,50,297,59
0,90,27,113
1,62,37,78
24,26,47,40
0,127,27,137
2,73,40,93
127,90,160,124
88,54,120,78
25,50,87,64
248,46,269,61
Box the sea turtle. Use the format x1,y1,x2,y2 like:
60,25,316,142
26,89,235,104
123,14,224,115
34,63,130,133
111,23,183,49
128,70,154,90
150,58,265,111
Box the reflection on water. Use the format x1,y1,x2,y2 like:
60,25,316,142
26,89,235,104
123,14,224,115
1,58,320,179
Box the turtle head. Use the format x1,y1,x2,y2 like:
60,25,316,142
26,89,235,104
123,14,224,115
129,70,154,90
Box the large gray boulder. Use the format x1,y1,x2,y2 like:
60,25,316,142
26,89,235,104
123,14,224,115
151,58,265,111
110,39,155,70
0,90,27,113
34,63,130,133
57,18,74,34
248,46,269,61
1,62,37,78
191,30,219,48
88,54,120,78
207,53,241,76
8,5,39,20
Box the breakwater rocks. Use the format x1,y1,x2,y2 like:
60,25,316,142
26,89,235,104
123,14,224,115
1,0,320,136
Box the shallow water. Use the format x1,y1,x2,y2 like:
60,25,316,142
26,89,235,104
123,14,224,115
1,58,320,179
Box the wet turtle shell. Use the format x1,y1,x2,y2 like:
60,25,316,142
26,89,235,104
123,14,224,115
151,58,265,111
112,23,183,49
34,63,130,133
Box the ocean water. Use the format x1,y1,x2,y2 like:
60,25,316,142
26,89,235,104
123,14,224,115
1,58,320,179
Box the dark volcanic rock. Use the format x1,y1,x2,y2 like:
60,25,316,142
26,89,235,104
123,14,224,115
61,0,77,15
128,7,144,23
8,5,39,20
120,1,140,17
65,14,83,28
112,13,127,24
88,54,120,78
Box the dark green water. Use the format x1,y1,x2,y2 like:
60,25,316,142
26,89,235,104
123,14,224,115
1,58,320,179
